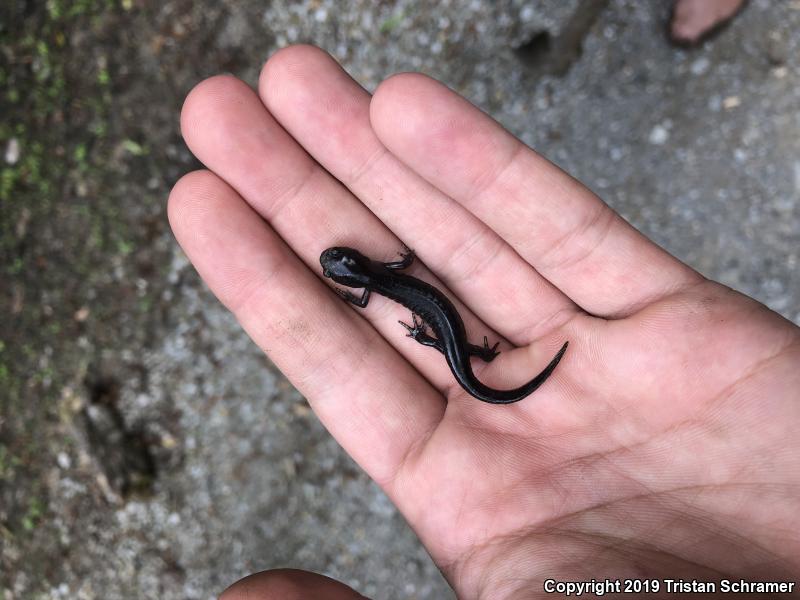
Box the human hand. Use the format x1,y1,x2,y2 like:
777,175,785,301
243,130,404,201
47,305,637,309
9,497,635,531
168,45,800,599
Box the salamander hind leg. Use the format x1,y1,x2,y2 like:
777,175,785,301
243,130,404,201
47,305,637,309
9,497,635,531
468,335,500,362
398,313,444,354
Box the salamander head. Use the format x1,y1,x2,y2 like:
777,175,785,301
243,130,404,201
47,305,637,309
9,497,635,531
320,247,371,287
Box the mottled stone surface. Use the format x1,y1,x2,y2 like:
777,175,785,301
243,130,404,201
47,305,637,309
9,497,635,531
1,1,797,598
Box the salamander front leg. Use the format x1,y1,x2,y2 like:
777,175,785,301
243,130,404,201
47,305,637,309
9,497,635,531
468,336,500,362
335,287,370,308
384,245,415,270
398,313,444,354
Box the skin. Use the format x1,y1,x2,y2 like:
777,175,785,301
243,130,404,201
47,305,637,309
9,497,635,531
168,45,800,599
670,0,747,45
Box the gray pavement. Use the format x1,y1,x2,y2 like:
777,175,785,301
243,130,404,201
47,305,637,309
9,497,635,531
2,1,798,598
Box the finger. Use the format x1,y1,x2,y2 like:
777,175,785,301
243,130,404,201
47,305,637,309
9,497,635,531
259,44,577,344
220,569,368,600
370,73,704,318
179,73,516,398
167,170,444,486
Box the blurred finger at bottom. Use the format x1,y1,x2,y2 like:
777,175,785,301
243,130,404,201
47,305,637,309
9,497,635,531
220,569,369,600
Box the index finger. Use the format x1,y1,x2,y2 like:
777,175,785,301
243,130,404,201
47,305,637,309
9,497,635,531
370,74,703,318
168,170,444,487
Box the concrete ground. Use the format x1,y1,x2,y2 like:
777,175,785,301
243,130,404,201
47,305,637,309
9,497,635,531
1,0,798,598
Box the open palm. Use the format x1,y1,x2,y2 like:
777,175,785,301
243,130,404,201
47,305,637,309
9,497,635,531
169,45,800,599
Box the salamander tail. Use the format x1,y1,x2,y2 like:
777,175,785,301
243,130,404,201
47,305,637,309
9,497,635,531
474,340,568,404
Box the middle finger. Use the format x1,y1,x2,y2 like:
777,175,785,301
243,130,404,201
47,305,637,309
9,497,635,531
258,45,579,345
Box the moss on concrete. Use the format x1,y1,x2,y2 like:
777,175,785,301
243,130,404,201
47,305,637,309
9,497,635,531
1,1,177,591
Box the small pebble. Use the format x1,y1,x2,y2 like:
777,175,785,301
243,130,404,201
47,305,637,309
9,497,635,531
57,452,71,469
649,125,669,145
723,95,741,109
690,57,710,75
4,138,20,165
520,5,535,22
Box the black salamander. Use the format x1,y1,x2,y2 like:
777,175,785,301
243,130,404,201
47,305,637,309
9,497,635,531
320,246,568,404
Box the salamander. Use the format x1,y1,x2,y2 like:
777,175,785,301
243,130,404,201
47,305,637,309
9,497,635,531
319,246,568,404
